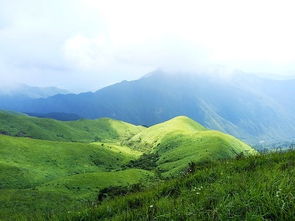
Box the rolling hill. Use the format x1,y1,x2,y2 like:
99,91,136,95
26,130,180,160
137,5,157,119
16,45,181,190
0,112,259,220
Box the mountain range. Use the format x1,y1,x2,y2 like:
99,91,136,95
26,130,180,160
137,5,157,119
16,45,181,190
0,70,294,145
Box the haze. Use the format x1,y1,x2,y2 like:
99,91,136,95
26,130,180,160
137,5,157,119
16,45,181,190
1,0,295,92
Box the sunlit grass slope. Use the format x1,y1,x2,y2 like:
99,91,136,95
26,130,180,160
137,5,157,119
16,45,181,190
125,116,206,151
0,135,141,188
68,150,295,221
0,110,144,142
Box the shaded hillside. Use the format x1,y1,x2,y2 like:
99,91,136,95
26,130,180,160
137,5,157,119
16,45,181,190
26,112,82,121
0,111,144,142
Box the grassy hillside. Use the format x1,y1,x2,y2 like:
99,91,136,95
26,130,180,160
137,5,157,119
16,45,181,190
67,150,295,221
0,110,144,142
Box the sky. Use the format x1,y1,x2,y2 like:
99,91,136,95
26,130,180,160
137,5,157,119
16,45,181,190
1,0,295,92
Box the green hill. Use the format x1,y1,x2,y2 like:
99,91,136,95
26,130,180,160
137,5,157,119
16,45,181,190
125,116,256,176
154,130,257,176
0,110,144,143
0,113,257,180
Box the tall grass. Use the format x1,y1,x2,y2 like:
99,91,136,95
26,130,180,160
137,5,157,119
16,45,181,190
66,150,295,221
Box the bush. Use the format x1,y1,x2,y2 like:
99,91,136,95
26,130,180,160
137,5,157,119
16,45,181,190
126,153,159,170
97,184,144,202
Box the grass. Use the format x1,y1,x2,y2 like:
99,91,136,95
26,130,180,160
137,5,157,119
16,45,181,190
38,169,154,199
65,150,295,221
0,169,153,221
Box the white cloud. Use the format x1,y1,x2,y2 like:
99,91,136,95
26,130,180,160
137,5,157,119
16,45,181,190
66,0,295,73
1,0,295,91
63,35,113,69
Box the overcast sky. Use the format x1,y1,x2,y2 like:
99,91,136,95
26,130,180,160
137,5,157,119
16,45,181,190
1,0,295,92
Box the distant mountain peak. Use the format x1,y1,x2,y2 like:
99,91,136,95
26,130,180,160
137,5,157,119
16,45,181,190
0,84,70,98
141,69,166,79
